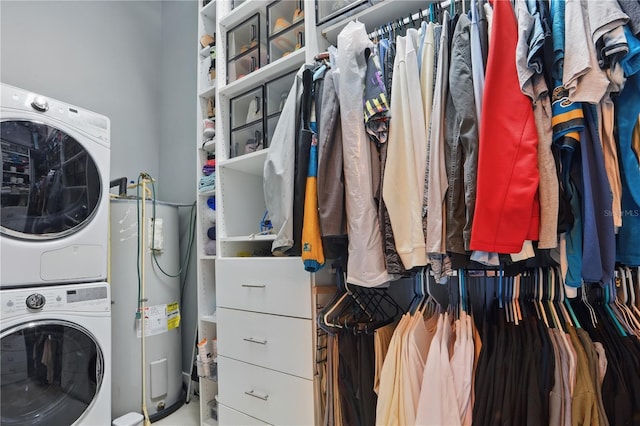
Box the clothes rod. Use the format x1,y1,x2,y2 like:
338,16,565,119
366,0,469,39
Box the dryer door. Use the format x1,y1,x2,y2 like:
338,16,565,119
1,120,101,240
0,320,104,426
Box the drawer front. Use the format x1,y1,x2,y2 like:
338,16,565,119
218,356,314,426
217,307,313,379
216,258,312,318
218,403,271,425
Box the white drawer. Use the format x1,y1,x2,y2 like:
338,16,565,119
217,307,313,379
218,403,271,425
216,258,312,318
217,356,314,426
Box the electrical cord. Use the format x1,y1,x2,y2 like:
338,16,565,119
178,202,197,305
134,173,197,307
136,175,143,314
149,180,197,279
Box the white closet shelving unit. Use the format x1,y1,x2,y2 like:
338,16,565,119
196,1,218,425
196,1,437,424
212,1,324,424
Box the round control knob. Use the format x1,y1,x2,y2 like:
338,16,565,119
26,293,46,310
30,96,49,112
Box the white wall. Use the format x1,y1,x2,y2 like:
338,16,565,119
1,0,198,394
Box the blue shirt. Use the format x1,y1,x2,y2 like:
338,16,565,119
580,105,615,284
615,27,640,266
562,138,583,287
550,0,565,81
617,26,640,206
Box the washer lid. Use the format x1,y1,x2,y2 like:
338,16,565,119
0,120,102,240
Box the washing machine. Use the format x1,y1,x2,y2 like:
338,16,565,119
0,282,111,425
1,83,110,288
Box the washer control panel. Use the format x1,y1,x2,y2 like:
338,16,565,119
1,283,110,316
0,83,110,144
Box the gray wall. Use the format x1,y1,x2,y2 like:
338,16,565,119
1,0,163,182
157,0,199,379
1,0,198,380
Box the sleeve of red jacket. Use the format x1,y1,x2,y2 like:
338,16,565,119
470,0,540,253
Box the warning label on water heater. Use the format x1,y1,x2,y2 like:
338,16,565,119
136,302,181,338
167,302,181,330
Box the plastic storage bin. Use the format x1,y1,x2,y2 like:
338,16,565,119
316,0,368,25
226,14,266,83
267,0,305,63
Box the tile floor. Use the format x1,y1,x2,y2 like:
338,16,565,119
153,396,200,426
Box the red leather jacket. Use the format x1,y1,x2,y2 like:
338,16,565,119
470,0,540,253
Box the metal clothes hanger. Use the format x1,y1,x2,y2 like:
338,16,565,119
601,282,627,336
539,268,556,329
547,268,564,331
553,267,576,328
536,268,550,328
523,270,540,321
507,275,516,325
425,270,440,317
510,275,517,324
581,282,599,329
458,269,466,314
318,262,349,334
617,267,628,303
506,275,514,324
614,270,640,333
625,266,635,306
409,12,416,28
627,266,640,319
398,18,407,37
497,266,504,312
636,267,640,310
409,269,425,315
557,266,579,328
522,270,534,320
614,267,638,331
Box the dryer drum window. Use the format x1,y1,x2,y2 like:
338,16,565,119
0,320,104,425
0,120,101,239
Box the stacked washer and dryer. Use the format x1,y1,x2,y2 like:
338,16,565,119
0,84,111,425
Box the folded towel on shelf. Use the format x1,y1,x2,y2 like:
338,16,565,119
199,173,216,192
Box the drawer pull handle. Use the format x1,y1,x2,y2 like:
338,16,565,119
241,284,266,288
244,389,269,401
243,337,267,345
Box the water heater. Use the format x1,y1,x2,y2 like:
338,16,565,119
109,198,183,421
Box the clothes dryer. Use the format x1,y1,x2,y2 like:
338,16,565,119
1,84,110,288
0,282,111,425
